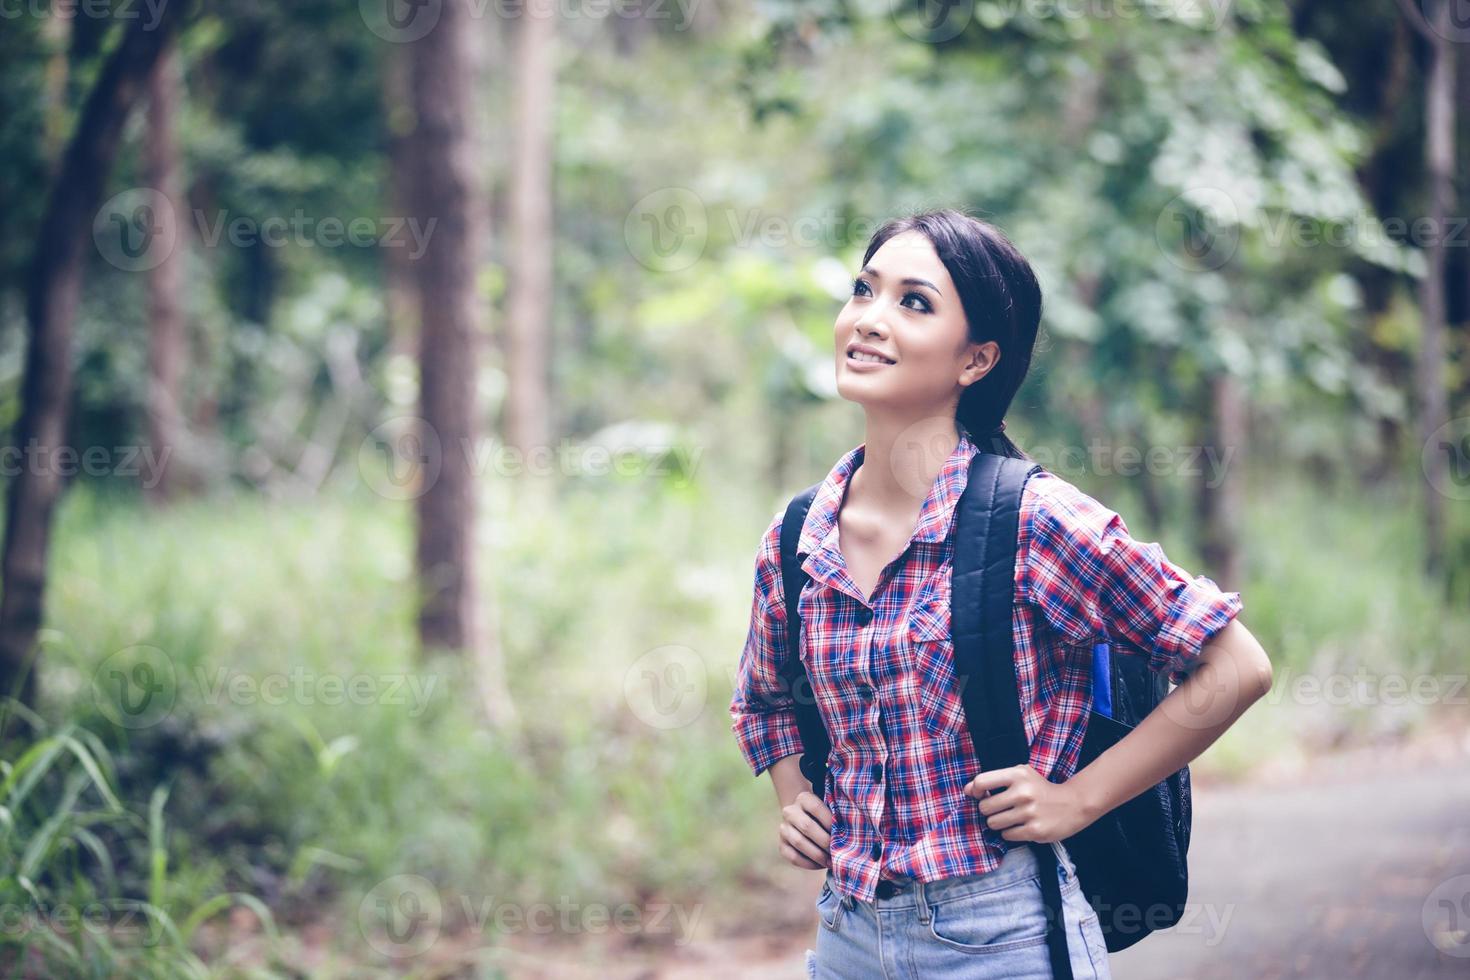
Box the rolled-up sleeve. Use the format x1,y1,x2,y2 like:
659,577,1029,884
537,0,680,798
1019,472,1244,681
729,510,805,778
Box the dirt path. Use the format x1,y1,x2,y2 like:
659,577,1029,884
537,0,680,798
1111,725,1470,979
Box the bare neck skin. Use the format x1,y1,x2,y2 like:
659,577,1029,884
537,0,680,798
846,412,960,519
838,412,960,601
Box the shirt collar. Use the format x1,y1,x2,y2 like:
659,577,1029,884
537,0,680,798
796,429,980,558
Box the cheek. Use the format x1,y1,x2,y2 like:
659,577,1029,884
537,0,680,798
833,309,857,346
896,337,963,394
899,334,947,370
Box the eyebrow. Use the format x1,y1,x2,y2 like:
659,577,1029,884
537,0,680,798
858,265,942,296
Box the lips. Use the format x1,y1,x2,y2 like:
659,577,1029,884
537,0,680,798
846,343,896,365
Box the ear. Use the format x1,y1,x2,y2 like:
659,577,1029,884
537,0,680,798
959,340,1001,387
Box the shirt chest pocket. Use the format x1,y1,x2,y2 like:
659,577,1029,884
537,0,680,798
902,578,970,740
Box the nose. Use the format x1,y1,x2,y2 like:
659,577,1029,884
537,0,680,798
854,304,890,339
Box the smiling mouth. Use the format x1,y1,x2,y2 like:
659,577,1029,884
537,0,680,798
847,350,896,365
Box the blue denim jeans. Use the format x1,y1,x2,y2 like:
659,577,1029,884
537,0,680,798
804,840,1111,979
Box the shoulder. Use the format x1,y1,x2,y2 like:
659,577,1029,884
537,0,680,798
1019,469,1123,546
751,507,788,614
1014,468,1136,602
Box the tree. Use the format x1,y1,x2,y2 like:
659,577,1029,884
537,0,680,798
504,1,557,457
145,44,188,502
1398,0,1457,577
382,42,417,362
0,3,189,708
404,0,517,728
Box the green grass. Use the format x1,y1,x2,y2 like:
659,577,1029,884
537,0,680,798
3,460,1467,972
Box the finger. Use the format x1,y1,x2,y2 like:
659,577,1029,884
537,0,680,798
780,833,826,869
983,806,1029,831
782,822,831,868
975,782,1030,816
794,808,832,851
780,840,824,870
963,765,1028,798
799,793,834,834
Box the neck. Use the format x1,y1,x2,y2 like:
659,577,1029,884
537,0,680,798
851,412,961,510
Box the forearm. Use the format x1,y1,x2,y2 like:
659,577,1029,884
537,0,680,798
767,752,810,810
1068,617,1273,823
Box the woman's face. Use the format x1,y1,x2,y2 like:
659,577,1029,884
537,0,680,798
833,230,998,413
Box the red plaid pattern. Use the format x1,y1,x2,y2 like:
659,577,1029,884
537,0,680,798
729,430,1244,903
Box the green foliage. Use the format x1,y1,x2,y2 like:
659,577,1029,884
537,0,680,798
0,715,284,977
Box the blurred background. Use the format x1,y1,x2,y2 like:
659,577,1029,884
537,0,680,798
0,0,1468,976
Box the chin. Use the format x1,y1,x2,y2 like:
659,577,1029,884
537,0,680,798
834,373,880,405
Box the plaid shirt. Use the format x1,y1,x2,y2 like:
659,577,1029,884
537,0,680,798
729,430,1244,904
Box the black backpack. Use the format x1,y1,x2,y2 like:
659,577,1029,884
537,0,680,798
777,451,1191,977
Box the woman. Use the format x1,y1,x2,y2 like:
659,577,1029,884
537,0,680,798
729,208,1274,979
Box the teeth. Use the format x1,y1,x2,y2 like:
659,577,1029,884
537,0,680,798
850,350,894,364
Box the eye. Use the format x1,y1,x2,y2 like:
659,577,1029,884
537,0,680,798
902,292,933,314
851,277,872,298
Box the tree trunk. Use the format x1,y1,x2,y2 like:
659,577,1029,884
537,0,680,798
41,3,74,170
0,6,187,709
145,44,187,502
1416,0,1455,576
382,42,417,362
1196,371,1245,591
504,0,557,457
406,0,517,728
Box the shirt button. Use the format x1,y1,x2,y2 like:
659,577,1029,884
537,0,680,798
859,683,874,701
870,841,882,860
857,607,872,626
871,762,883,782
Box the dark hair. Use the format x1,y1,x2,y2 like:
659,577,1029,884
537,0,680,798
859,208,1041,461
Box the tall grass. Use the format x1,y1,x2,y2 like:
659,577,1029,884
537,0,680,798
0,708,281,977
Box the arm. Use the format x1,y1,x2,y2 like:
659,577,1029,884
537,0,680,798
968,617,1272,840
1066,617,1272,824
729,510,833,867
729,512,806,779
767,751,813,810
965,473,1272,840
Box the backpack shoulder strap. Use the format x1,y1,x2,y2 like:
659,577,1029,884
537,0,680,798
952,451,1075,980
951,452,1042,772
777,482,830,798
